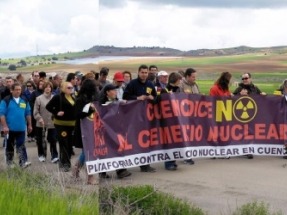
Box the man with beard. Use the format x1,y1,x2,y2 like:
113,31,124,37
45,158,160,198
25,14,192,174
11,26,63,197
123,64,157,173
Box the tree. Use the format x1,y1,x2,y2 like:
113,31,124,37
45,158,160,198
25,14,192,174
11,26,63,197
8,64,17,71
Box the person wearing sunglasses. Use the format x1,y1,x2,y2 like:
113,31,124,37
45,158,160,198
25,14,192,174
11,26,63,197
233,73,265,96
46,82,76,172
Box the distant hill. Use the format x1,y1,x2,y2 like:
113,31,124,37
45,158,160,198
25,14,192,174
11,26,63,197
86,45,287,57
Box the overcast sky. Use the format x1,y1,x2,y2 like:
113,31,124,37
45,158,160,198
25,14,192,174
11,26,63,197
1,0,287,58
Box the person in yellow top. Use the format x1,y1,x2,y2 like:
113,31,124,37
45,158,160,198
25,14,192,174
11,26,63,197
46,81,76,172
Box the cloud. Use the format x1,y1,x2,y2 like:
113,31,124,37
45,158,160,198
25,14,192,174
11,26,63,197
101,0,287,9
0,0,99,58
98,2,287,50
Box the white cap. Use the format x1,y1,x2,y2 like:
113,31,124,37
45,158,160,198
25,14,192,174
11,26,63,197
157,71,168,76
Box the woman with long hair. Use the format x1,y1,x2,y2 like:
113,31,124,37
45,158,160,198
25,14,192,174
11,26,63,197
209,72,232,96
46,81,76,172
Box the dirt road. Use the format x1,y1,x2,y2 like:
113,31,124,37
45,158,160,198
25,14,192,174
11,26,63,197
1,141,287,214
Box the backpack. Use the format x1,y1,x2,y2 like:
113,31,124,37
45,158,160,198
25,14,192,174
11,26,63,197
3,95,28,108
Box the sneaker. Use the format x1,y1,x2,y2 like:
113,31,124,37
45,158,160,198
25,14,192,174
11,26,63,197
51,157,59,163
165,165,177,171
117,170,132,179
22,161,31,168
38,156,46,162
184,159,195,165
140,165,156,172
27,137,32,142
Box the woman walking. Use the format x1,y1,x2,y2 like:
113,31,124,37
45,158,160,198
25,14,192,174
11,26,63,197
34,81,59,163
46,81,76,172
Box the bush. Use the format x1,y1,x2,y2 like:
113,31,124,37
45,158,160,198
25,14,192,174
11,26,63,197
100,185,205,215
8,64,16,70
52,56,58,60
232,201,283,215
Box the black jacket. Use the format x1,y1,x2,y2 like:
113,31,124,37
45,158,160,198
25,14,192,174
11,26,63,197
74,96,95,148
233,83,262,95
123,78,157,100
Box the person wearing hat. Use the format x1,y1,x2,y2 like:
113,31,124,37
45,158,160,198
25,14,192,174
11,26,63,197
98,84,132,179
113,72,125,100
155,71,169,94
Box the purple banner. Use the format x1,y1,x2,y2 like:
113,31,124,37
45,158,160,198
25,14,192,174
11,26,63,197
81,94,287,174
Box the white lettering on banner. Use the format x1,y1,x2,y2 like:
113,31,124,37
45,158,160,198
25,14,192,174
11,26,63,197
86,145,285,175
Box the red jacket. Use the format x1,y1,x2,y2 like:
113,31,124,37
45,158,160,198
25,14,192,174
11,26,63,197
209,84,231,96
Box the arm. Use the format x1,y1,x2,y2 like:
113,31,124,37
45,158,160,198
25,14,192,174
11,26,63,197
0,100,8,134
46,95,60,115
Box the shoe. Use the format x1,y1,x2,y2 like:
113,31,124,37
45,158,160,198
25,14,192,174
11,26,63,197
31,138,35,142
246,154,253,159
22,161,31,168
38,156,46,162
99,172,110,179
165,165,177,171
283,156,287,159
27,137,32,142
140,166,156,172
51,157,59,163
184,159,195,165
225,156,230,159
117,170,132,179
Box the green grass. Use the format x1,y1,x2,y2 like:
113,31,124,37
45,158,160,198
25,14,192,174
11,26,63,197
0,168,99,215
100,185,205,215
232,201,283,215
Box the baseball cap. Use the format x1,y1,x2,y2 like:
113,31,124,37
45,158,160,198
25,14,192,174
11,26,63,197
157,71,169,76
113,72,124,82
103,84,117,93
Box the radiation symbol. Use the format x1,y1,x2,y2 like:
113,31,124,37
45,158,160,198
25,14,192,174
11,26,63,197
233,96,257,123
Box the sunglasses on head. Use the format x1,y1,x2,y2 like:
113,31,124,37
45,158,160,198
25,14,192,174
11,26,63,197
242,77,249,80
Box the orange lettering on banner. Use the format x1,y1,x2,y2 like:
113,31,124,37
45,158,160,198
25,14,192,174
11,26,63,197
255,124,266,139
117,134,133,152
181,125,190,142
219,125,230,141
170,99,180,116
244,124,254,140
150,128,159,146
138,130,150,148
161,100,173,118
146,103,154,121
159,127,173,144
170,125,183,143
266,124,279,140
180,99,194,116
279,124,287,139
230,124,243,141
207,126,218,142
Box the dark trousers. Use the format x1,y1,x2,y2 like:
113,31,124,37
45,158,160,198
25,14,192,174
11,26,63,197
36,127,58,159
27,117,36,138
5,131,27,166
54,125,74,169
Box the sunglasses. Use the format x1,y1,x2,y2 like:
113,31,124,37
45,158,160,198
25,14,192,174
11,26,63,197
242,77,249,80
26,85,32,87
67,87,74,89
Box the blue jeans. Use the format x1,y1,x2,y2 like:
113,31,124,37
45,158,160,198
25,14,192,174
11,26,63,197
79,150,85,167
5,131,28,166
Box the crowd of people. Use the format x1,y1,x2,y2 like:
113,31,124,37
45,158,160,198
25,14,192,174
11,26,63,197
0,65,286,185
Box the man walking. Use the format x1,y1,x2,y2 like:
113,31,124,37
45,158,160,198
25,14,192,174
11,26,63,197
0,83,32,168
